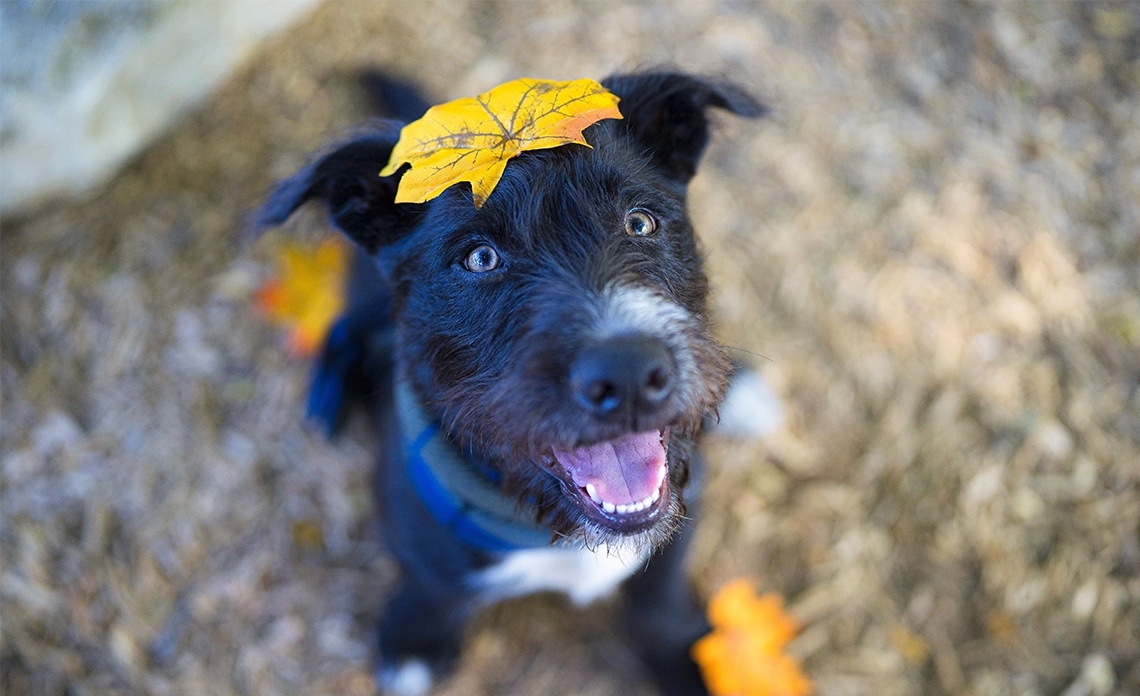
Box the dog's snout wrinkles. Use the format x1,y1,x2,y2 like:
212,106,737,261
569,336,675,420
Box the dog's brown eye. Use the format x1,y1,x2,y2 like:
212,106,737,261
625,210,657,237
463,244,500,273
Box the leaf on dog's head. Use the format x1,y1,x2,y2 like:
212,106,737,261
380,78,622,207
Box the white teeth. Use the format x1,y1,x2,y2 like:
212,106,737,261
594,490,661,515
587,465,669,516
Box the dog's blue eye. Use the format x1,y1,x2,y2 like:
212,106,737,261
625,210,657,237
463,244,500,273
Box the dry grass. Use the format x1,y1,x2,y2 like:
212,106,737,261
2,2,1138,695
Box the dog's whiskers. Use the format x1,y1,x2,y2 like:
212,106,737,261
719,342,773,362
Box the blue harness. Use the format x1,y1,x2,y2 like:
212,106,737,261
394,380,554,553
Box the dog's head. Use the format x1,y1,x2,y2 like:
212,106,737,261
258,71,762,551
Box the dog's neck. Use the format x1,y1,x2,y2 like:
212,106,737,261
394,378,557,553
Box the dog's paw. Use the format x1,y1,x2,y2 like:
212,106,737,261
707,368,782,439
377,658,434,696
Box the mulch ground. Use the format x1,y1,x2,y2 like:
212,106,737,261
3,2,1138,695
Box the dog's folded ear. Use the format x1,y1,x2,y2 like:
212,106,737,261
601,71,765,185
251,124,425,254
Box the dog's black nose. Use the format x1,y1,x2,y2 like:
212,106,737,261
569,336,675,420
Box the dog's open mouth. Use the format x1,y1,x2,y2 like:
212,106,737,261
550,429,670,531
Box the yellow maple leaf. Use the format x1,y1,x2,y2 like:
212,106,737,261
692,579,813,696
256,237,347,357
380,78,622,207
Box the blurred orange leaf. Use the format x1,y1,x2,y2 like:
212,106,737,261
380,78,622,207
692,579,813,696
256,238,347,356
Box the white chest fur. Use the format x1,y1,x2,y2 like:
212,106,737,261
471,542,651,607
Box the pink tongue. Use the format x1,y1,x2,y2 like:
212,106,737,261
552,431,665,505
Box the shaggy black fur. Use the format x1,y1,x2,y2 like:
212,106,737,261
255,70,762,696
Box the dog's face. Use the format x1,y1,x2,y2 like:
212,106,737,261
259,72,762,550
392,137,728,548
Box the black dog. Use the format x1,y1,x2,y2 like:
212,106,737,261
256,70,763,695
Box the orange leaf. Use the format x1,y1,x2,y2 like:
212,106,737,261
255,238,347,357
380,78,622,207
692,579,813,696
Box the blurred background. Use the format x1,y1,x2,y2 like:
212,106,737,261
1,2,1138,695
